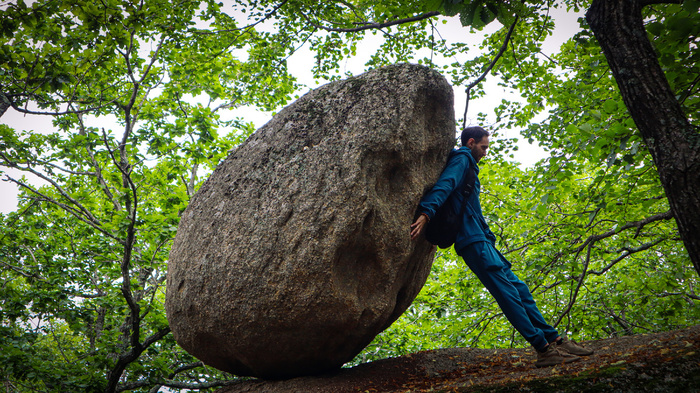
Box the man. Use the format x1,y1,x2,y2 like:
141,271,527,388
410,126,593,368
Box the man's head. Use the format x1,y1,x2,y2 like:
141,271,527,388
461,126,490,163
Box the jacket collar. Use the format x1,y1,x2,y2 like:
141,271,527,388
456,146,479,173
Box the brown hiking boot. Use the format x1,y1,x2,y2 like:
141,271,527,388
535,344,581,368
555,336,594,356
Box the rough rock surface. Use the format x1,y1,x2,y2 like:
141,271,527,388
215,324,700,393
165,63,456,379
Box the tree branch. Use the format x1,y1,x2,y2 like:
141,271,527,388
106,327,171,393
1,174,125,245
0,255,44,280
75,113,122,211
303,11,440,33
145,362,205,393
678,73,700,106
0,91,12,117
98,121,148,393
588,238,666,275
463,16,519,128
535,212,674,293
573,211,673,254
553,241,592,327
5,96,119,117
1,152,103,224
197,0,289,35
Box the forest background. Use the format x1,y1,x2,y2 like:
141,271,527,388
1,0,699,392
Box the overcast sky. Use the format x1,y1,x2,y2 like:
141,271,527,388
0,7,583,214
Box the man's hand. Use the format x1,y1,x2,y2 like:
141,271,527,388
410,214,429,241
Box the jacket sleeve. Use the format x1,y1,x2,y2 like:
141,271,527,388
418,152,468,219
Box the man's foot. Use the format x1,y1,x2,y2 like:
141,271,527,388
535,344,581,368
555,336,594,356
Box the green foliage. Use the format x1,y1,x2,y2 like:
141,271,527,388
2,0,699,389
644,1,700,122
1,0,294,391
440,0,522,28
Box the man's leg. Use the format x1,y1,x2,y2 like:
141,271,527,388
493,248,560,344
489,249,593,355
458,241,556,350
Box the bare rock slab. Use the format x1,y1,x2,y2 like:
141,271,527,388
165,63,455,379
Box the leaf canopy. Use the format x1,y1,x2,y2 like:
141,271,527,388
1,0,698,391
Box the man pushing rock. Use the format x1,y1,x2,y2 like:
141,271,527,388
411,126,594,368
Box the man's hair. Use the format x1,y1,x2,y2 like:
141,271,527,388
461,126,490,146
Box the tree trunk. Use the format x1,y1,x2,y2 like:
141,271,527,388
0,92,10,118
586,0,700,278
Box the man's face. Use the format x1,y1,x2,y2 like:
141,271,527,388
467,136,490,163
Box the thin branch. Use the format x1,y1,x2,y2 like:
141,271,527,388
656,291,700,301
573,211,673,254
678,72,700,106
303,11,440,33
159,378,241,390
1,151,102,224
2,175,125,245
75,112,121,211
535,212,674,293
553,242,592,327
146,362,206,393
34,159,96,176
139,239,171,319
684,293,700,301
6,98,119,117
196,0,289,35
588,238,666,275
138,35,166,86
142,326,170,349
537,50,557,64
107,327,171,393
463,16,519,128
509,38,524,74
0,91,11,117
600,298,635,335
464,310,503,348
0,257,43,280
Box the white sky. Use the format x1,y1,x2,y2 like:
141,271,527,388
0,7,584,214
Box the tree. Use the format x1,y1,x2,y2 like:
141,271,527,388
1,0,296,391
585,0,700,280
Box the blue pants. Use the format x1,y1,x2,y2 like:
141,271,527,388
458,241,559,351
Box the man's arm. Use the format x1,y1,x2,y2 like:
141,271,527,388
411,151,469,240
416,152,469,219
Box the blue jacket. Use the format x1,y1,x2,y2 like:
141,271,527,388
418,147,497,252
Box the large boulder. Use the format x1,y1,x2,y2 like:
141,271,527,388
165,63,456,380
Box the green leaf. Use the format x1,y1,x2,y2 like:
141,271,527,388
602,99,618,114
646,21,663,36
